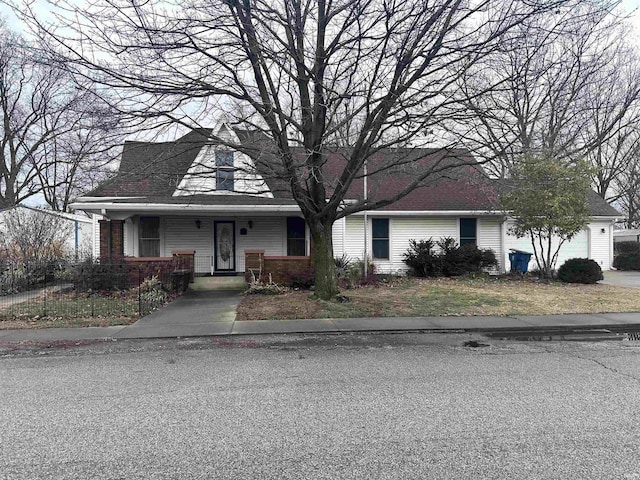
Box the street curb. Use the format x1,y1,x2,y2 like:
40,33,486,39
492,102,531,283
2,323,640,344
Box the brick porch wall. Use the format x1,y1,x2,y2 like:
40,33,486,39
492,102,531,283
244,250,313,284
120,252,195,286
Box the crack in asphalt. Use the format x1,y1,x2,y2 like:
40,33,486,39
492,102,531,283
561,350,640,383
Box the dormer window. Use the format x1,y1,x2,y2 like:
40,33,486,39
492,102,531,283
215,151,234,191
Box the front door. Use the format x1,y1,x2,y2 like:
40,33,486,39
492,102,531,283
214,221,236,272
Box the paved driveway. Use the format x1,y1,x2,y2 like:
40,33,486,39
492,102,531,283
115,288,243,338
601,270,640,288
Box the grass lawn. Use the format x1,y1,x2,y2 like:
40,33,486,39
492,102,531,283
236,276,640,321
0,291,140,330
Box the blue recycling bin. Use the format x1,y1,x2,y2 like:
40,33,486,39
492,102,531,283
509,249,533,273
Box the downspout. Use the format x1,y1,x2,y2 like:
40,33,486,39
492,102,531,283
500,216,508,274
74,220,79,261
363,161,368,278
611,220,616,270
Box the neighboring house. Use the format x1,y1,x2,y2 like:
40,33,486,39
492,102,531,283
0,205,93,260
613,230,640,244
70,124,621,277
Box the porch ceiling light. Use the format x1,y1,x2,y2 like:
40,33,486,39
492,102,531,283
196,219,201,229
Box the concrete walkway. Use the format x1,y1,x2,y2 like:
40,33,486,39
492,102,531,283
1,311,640,343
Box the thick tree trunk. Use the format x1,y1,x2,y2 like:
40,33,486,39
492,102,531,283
309,219,339,300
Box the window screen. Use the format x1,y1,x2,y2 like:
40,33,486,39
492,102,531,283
372,218,389,259
287,217,306,256
139,216,160,257
215,151,234,191
460,218,477,246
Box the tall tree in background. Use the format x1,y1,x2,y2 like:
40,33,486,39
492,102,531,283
0,21,123,211
454,4,640,177
36,110,124,212
16,0,588,299
616,151,640,228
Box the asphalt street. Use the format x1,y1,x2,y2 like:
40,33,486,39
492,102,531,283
1,333,640,479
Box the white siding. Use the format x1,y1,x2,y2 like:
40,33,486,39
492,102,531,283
332,217,346,257
477,217,503,272
76,220,94,260
342,215,462,274
163,216,214,256
379,217,458,273
92,214,103,258
344,216,365,261
589,221,613,270
123,218,134,256
236,217,286,271
158,215,287,273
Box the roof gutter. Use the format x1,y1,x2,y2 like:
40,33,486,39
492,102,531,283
354,210,503,216
69,201,302,213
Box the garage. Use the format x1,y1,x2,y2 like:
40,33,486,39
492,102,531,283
505,222,590,272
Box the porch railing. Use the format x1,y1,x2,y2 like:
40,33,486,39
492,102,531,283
194,255,214,275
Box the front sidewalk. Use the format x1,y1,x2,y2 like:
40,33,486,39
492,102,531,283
1,311,640,343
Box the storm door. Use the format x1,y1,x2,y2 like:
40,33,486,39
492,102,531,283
214,221,236,272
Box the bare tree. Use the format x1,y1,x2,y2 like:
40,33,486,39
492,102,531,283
17,0,598,298
0,21,124,211
615,148,640,228
588,124,640,203
36,110,125,212
454,4,640,177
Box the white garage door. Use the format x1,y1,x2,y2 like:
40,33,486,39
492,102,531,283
556,230,589,267
505,224,589,272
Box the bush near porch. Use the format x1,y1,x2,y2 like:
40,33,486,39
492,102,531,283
237,276,640,321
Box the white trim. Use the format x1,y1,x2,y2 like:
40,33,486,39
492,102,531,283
354,210,502,216
70,202,301,214
160,216,166,256
610,220,615,270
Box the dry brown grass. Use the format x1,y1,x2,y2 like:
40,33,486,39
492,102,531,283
0,316,138,330
236,277,640,321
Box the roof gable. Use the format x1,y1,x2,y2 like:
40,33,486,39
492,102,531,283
173,124,273,197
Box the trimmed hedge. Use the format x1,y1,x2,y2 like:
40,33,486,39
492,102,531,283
403,237,498,277
614,241,640,255
613,254,640,271
557,258,603,284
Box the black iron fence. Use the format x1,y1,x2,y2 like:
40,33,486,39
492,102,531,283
0,261,189,320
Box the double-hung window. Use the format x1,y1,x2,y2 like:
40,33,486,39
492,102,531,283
372,218,389,259
215,151,234,191
287,217,306,256
460,218,477,246
139,216,160,257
